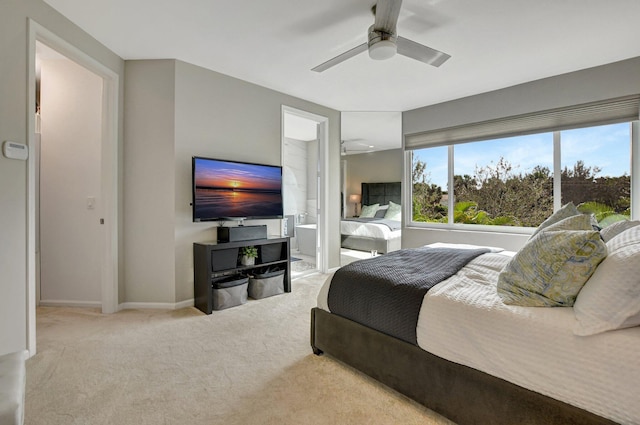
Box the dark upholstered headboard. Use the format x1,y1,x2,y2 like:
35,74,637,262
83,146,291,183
361,182,401,206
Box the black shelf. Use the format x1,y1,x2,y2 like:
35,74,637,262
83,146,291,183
193,236,290,314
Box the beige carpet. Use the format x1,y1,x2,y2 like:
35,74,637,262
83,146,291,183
26,273,454,425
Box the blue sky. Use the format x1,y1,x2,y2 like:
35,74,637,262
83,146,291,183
415,122,631,189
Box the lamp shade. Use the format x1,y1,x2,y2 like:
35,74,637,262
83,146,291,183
349,194,361,203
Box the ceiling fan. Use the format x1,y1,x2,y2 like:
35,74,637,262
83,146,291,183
312,0,451,72
341,139,374,155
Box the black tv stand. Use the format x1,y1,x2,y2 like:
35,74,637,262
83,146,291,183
193,236,290,314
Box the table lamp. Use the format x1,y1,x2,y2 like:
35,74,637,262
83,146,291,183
349,193,361,216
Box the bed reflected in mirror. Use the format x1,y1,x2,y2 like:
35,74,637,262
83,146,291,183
340,111,403,266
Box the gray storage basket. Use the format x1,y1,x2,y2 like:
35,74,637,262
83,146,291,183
212,275,248,310
248,269,285,299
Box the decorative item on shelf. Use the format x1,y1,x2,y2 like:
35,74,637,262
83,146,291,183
240,246,258,266
349,193,361,216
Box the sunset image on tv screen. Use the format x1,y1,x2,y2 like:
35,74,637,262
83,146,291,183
193,158,283,220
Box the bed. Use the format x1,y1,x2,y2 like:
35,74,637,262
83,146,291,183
312,208,640,425
341,182,402,253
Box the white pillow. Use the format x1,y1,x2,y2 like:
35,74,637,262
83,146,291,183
607,224,640,252
574,226,640,336
600,219,640,242
383,201,401,221
359,203,379,218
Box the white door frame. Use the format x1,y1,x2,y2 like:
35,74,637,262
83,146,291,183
281,105,329,273
341,159,347,219
26,20,119,354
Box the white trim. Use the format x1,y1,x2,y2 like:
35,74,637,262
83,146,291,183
406,222,534,235
340,159,347,218
99,62,119,315
39,299,195,311
632,121,640,220
26,35,37,357
292,271,323,281
281,105,330,273
447,145,454,223
553,131,562,211
403,150,412,226
27,20,120,355
118,299,195,311
39,300,102,308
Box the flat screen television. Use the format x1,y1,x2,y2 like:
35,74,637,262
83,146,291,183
192,156,284,222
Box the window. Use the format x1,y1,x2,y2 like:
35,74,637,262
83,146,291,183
453,134,553,227
560,123,631,224
411,146,448,223
410,121,634,229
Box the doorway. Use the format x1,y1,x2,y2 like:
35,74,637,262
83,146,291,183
27,21,119,355
281,106,329,277
36,41,103,307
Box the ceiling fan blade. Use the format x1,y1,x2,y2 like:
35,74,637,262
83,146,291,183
344,140,371,148
311,42,368,72
374,0,403,33
396,36,451,67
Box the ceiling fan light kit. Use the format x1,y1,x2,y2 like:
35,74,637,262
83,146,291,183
312,0,451,72
368,28,397,60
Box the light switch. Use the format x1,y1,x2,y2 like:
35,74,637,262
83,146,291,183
87,197,96,210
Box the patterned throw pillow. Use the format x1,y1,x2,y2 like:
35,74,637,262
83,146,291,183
359,203,380,218
530,202,580,238
537,213,593,232
574,226,640,335
497,228,607,307
384,201,401,221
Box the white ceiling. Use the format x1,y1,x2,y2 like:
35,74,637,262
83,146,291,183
341,111,402,154
284,110,402,154
41,0,640,151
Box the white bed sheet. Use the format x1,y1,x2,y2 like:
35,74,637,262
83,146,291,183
340,219,401,240
317,246,640,425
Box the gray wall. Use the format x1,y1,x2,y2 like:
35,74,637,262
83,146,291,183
306,139,319,223
123,60,177,304
402,57,640,252
1,0,339,354
124,59,341,305
283,137,319,225
345,149,403,216
39,57,103,305
0,0,125,355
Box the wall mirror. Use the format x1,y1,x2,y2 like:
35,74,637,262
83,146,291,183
340,111,402,266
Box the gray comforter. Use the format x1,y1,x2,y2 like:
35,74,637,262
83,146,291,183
327,246,489,345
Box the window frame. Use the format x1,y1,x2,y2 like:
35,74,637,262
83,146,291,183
404,121,639,233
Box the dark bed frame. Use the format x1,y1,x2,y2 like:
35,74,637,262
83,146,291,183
311,307,617,425
341,182,402,254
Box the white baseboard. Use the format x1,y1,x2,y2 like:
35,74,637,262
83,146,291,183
174,299,195,309
39,299,195,311
118,299,194,311
39,300,102,308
